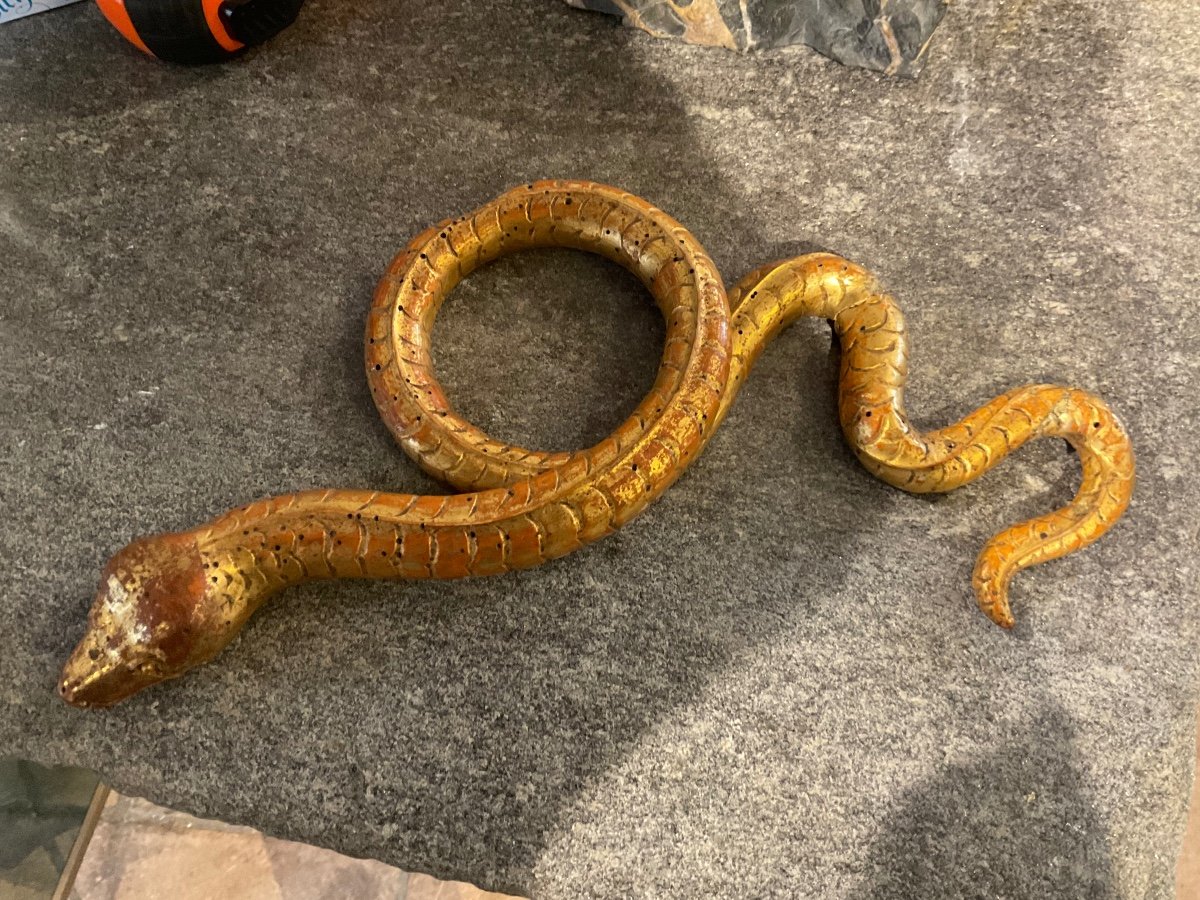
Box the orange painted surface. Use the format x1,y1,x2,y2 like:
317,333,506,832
94,0,151,56
201,0,244,52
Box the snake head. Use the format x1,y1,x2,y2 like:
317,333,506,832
60,532,223,708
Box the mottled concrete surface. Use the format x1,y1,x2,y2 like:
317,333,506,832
1,1,1197,897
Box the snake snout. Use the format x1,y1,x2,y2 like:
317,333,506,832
59,635,171,709
58,648,139,708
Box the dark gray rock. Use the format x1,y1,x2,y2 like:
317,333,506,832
0,0,1197,897
564,0,948,75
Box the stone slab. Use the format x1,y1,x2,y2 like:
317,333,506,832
1,1,1197,896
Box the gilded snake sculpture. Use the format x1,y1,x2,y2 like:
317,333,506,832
60,181,1135,708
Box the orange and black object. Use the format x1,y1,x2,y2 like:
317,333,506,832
96,0,305,63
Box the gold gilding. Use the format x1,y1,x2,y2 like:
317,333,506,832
60,181,1134,708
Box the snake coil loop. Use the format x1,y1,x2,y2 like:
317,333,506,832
59,181,1135,708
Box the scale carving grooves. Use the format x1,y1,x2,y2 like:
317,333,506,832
59,181,1135,707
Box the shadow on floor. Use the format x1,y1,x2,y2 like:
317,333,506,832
3,0,1169,895
4,1,870,887
862,705,1117,899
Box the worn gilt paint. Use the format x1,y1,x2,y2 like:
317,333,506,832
60,181,1135,708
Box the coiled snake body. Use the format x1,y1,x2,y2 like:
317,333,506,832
60,181,1135,707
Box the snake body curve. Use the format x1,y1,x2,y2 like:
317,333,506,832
59,181,1135,707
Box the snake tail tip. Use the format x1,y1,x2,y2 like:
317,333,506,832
974,583,1016,630
981,598,1016,630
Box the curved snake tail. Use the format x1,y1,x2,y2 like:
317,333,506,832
726,254,1135,627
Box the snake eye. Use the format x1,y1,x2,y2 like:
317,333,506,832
136,659,166,678
96,0,306,64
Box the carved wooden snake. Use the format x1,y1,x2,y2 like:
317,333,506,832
60,181,1135,708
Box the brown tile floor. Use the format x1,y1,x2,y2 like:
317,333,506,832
66,793,522,900
1177,718,1200,899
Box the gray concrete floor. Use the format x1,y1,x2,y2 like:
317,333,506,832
1,1,1198,897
